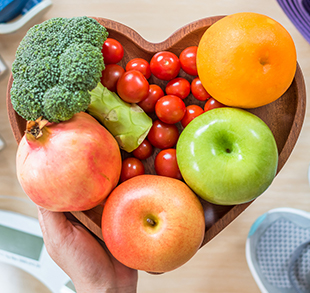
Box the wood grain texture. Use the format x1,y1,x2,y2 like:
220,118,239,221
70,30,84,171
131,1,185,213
6,16,306,247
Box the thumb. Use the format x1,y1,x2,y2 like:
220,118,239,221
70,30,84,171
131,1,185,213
37,206,76,252
37,206,68,238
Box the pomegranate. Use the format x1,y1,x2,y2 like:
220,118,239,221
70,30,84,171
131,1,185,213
16,112,122,212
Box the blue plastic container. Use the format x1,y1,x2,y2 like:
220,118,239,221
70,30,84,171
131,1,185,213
0,0,29,23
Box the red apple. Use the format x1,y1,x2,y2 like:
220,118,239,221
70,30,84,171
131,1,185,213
101,175,205,273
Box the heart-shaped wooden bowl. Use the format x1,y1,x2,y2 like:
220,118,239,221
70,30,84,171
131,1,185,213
6,16,306,247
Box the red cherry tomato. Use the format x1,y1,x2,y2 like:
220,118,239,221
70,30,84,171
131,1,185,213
102,38,124,64
126,58,151,79
150,51,180,80
181,105,204,128
179,46,198,76
117,70,149,103
132,139,153,160
155,95,186,124
154,149,182,180
165,77,191,100
204,97,226,112
120,157,145,182
191,77,211,101
138,84,164,113
147,120,179,149
100,64,125,92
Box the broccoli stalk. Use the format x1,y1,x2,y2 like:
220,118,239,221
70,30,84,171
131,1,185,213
10,16,108,123
88,83,153,153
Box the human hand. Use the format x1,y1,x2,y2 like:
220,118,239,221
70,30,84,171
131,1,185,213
37,207,138,293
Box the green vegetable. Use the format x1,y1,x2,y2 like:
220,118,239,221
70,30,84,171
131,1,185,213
88,83,153,153
10,16,108,122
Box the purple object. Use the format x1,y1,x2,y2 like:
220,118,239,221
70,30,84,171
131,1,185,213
303,0,310,14
277,0,310,43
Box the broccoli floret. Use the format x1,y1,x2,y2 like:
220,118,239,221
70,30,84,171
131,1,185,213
10,16,108,122
10,80,44,121
27,56,60,90
59,43,103,92
43,86,90,122
61,16,108,48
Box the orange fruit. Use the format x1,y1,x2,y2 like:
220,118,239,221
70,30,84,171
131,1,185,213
196,12,297,108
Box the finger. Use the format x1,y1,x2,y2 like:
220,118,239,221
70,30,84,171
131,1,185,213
37,206,75,245
37,206,64,232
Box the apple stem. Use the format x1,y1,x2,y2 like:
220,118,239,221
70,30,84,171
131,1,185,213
146,218,156,226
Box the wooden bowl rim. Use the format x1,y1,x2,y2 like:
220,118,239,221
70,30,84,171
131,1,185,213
92,15,226,52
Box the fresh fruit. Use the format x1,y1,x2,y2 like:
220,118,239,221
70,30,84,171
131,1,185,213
154,149,182,180
102,38,124,64
101,175,205,273
120,157,145,182
155,95,186,124
181,104,204,128
179,46,198,76
165,77,191,100
147,119,179,149
138,84,164,113
150,51,180,80
176,107,278,205
132,139,153,160
117,70,149,103
16,112,122,211
100,64,125,92
197,12,297,108
126,58,151,79
204,97,226,112
191,77,211,101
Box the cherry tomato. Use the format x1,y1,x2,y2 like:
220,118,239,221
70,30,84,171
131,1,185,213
150,51,180,80
165,77,191,100
179,46,198,76
117,70,149,103
204,97,226,112
126,58,151,79
102,38,124,64
155,95,186,124
100,64,125,92
181,105,204,128
132,139,153,160
154,149,182,180
138,84,164,113
147,120,179,149
120,157,145,182
191,77,211,101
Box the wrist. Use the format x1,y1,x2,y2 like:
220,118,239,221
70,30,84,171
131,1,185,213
75,283,137,293
106,286,137,293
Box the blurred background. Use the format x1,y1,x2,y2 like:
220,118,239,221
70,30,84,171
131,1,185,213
0,0,309,292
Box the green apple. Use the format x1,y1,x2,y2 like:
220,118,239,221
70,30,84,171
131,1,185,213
176,107,278,205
